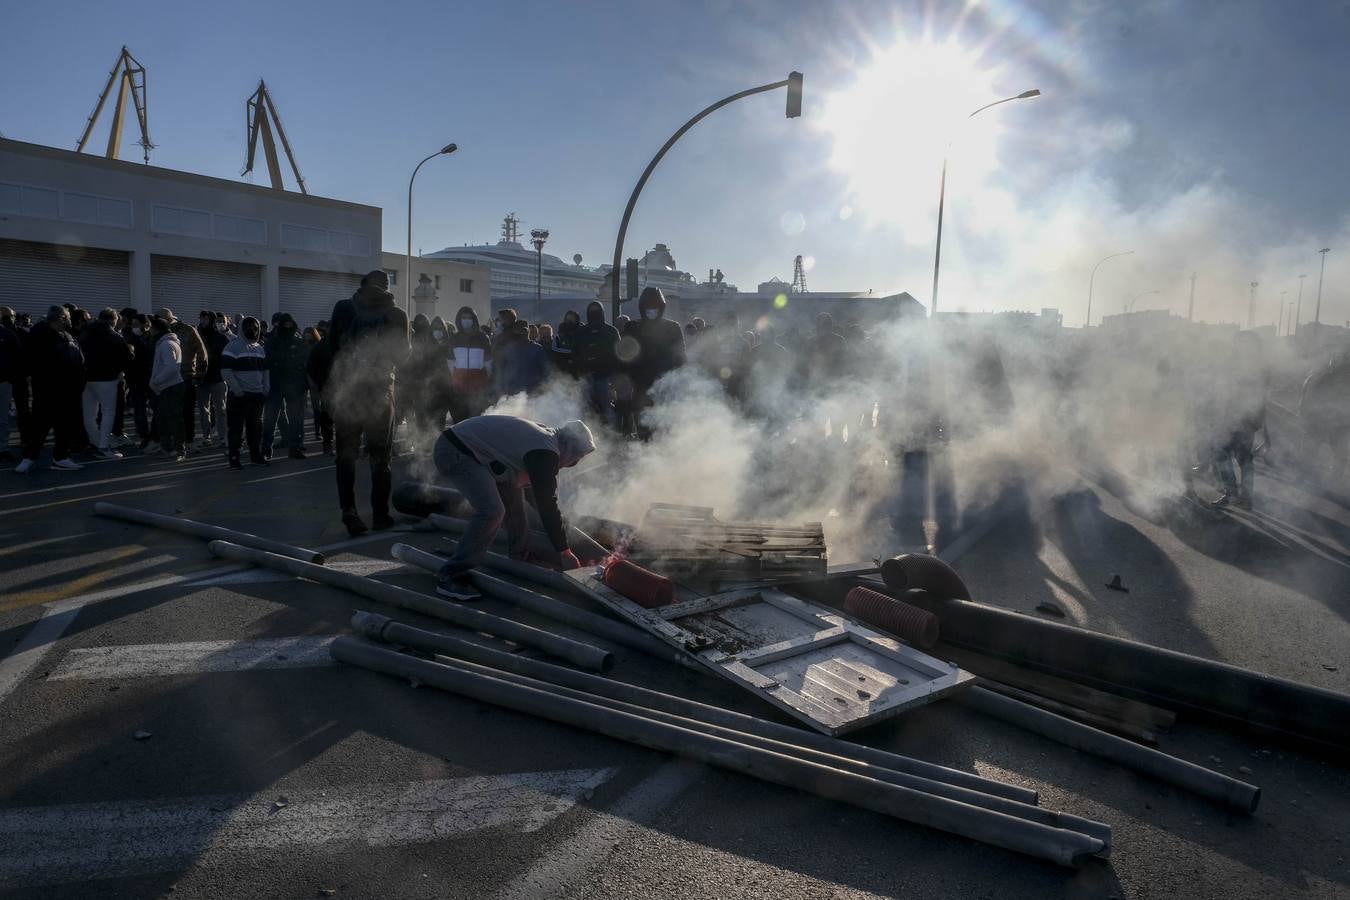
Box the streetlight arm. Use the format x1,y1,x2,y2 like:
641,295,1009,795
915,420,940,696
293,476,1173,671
967,89,1040,120
610,77,794,318
1086,250,1134,327
406,150,442,312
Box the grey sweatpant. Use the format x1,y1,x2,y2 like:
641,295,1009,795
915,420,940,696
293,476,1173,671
431,433,526,578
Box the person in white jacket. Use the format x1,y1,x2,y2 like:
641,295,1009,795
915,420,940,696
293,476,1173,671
220,316,270,469
148,316,186,460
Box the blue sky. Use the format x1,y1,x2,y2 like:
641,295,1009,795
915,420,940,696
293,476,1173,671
4,0,1350,325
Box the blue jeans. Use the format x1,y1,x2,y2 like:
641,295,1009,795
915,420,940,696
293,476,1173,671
262,386,306,454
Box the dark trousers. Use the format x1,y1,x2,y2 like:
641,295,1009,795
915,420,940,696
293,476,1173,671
335,399,394,517
182,380,197,444
227,392,266,462
23,383,83,461
263,386,306,454
311,388,333,446
156,383,187,453
127,383,151,441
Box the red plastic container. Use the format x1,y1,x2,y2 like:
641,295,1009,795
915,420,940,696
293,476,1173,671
602,559,674,609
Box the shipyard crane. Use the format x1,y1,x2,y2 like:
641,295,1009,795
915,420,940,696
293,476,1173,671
75,46,153,164
242,80,307,194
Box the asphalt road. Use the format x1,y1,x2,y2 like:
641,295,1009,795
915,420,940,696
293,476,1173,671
2,440,1349,899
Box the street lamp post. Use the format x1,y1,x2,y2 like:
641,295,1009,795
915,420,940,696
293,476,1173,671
1086,250,1134,327
610,72,804,321
1247,281,1259,330
1314,247,1331,330
1294,273,1306,337
931,89,1040,317
1280,290,1288,335
531,228,549,323
406,143,457,314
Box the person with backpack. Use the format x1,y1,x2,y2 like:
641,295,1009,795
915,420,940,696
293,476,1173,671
326,270,409,534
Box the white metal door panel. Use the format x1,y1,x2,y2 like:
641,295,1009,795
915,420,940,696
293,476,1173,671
151,255,262,322
278,267,362,330
0,238,129,317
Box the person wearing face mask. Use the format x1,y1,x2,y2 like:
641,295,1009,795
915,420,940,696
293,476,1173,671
402,313,441,444
153,308,207,451
221,316,271,469
326,270,410,534
447,305,492,424
79,307,134,460
261,313,310,460
550,310,581,376
195,310,229,449
626,287,686,437
431,415,596,599
16,306,86,472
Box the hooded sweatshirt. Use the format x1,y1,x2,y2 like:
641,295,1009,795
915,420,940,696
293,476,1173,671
149,332,184,394
447,305,492,393
221,334,270,396
628,289,685,390
572,301,620,376
327,284,410,401
446,415,595,551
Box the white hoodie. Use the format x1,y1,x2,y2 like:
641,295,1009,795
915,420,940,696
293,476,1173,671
149,332,184,394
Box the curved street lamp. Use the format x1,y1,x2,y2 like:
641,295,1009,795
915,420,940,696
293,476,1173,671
930,89,1040,317
1086,250,1134,327
406,143,458,314
610,72,804,320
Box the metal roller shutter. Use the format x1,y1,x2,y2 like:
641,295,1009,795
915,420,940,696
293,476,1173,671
0,238,129,318
151,255,262,323
279,267,362,330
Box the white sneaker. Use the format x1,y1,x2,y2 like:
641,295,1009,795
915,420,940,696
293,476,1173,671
51,458,83,471
98,448,124,460
14,458,34,473
174,453,187,462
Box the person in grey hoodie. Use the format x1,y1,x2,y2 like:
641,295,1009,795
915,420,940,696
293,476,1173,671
221,316,270,469
148,316,186,460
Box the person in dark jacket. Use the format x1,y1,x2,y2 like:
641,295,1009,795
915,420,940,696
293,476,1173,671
550,310,581,376
261,313,310,459
431,415,595,598
494,319,550,397
121,314,155,449
447,305,493,423
572,301,620,425
306,322,334,456
626,287,685,438
0,307,22,462
326,270,410,534
17,306,86,472
804,312,848,388
195,311,229,448
79,308,134,459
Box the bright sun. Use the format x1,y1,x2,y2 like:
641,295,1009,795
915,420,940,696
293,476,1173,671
819,38,1009,242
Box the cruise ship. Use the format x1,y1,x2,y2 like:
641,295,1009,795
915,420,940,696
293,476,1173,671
425,214,743,303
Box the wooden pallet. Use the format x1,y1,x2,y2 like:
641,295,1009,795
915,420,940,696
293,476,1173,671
565,568,974,736
631,504,828,584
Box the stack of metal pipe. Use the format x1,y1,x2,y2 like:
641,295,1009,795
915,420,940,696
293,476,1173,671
333,615,1114,868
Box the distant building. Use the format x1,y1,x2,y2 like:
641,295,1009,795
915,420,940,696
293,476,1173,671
379,252,489,325
0,138,381,327
423,214,602,302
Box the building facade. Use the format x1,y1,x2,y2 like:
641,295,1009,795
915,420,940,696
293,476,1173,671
379,252,490,326
0,139,381,328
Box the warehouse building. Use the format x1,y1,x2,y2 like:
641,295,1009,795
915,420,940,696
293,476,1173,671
0,138,381,328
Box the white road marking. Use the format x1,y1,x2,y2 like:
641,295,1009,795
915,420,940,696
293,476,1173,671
0,528,419,708
190,558,409,586
0,768,617,888
48,636,340,680
494,759,702,900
